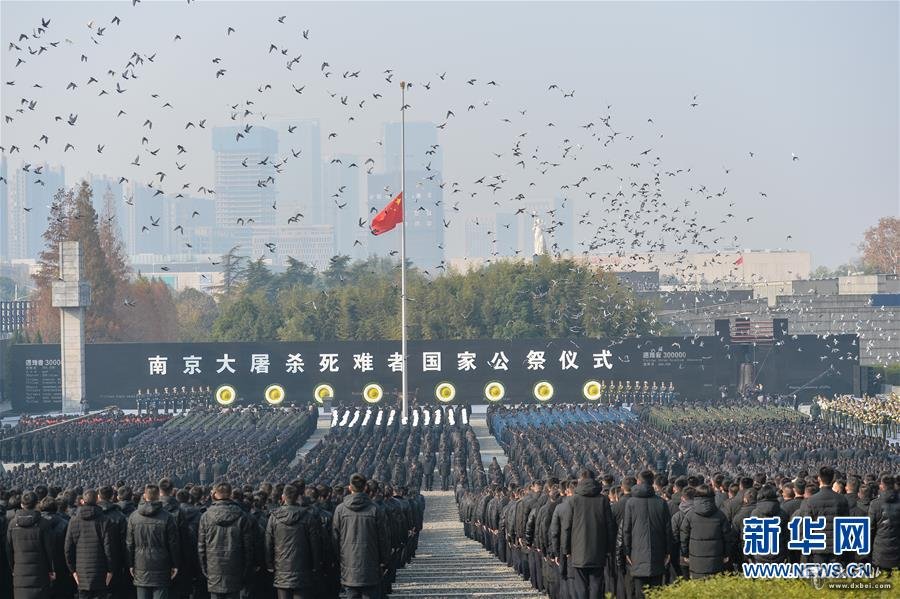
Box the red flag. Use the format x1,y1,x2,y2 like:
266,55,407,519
370,192,403,235
734,255,744,266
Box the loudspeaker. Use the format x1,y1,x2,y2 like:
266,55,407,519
773,318,788,340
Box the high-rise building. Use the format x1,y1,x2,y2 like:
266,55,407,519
495,213,519,257
251,225,334,272
463,213,520,259
383,122,442,174
276,119,322,225
86,174,124,221
127,182,168,257
367,122,445,272
0,156,7,265
11,163,65,260
212,126,278,254
163,195,215,256
322,154,364,258
366,170,444,271
464,218,493,259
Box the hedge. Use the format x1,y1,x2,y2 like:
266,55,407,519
644,571,896,598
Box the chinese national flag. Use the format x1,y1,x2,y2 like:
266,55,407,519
370,192,403,235
734,255,744,266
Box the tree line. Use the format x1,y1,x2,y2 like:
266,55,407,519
18,183,660,345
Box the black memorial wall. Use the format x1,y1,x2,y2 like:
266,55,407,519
8,334,858,413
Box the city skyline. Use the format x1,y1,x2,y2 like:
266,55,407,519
1,1,897,272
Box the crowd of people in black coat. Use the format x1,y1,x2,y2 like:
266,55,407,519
489,404,899,485
0,406,317,490
458,404,900,599
290,405,486,492
0,413,170,464
1,473,423,599
0,404,447,599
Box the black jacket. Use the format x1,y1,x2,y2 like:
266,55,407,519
795,487,849,556
565,479,616,569
621,485,671,577
514,492,540,544
781,497,802,519
265,500,323,589
869,490,900,569
64,505,114,591
127,501,179,588
178,503,202,577
98,500,127,574
6,509,54,591
332,492,390,588
679,495,731,575
749,499,788,563
43,510,73,592
198,500,254,594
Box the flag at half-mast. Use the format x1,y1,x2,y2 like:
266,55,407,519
370,192,403,235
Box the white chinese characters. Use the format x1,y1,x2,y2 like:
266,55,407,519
148,355,167,375
182,355,202,375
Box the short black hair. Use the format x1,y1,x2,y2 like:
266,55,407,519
214,482,232,499
144,485,160,502
818,466,835,486
639,470,655,487
21,491,37,510
39,496,57,513
758,484,777,502
350,473,367,493
282,484,299,504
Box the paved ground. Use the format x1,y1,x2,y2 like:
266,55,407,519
469,415,507,468
389,491,544,598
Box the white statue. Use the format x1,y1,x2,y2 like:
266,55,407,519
532,218,547,256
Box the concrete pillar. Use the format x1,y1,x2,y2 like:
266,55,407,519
51,242,91,413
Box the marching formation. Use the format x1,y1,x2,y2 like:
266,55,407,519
0,400,897,599
0,405,433,599
292,405,484,491
815,393,900,440
0,413,170,464
2,475,422,599
459,403,900,598
0,406,317,490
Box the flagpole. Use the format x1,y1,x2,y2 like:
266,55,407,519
400,80,409,423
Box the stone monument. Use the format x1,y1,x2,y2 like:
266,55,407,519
51,241,91,413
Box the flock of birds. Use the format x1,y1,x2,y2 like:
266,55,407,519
0,3,893,365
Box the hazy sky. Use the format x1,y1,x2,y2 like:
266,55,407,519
2,1,897,267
